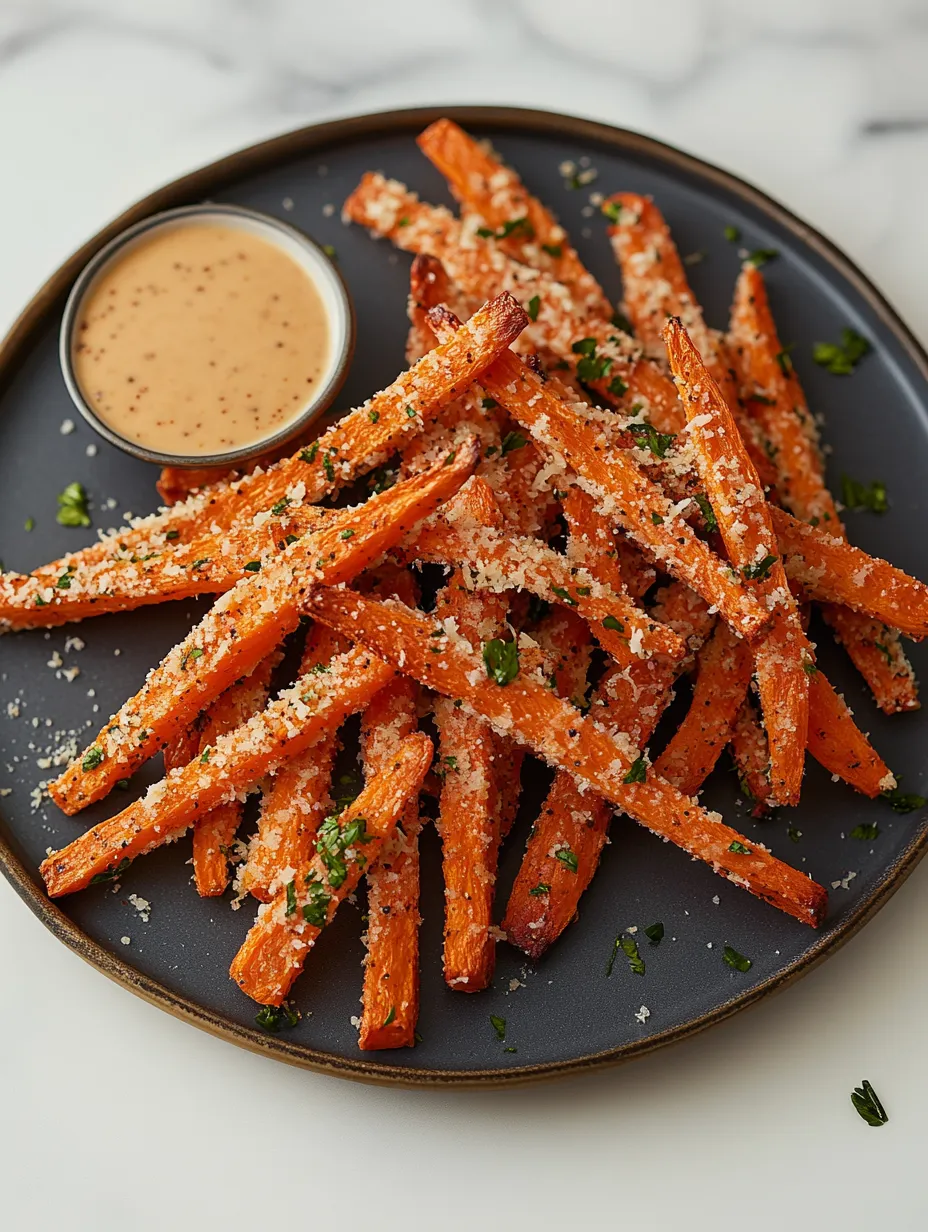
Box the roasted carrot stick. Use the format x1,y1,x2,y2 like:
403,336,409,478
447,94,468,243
653,621,753,797
308,588,827,927
229,732,433,1007
806,668,895,797
236,624,345,902
51,443,478,814
427,307,771,643
344,172,685,432
417,118,612,319
163,653,279,897
504,581,713,957
664,316,809,805
728,263,918,713
13,292,527,599
730,697,775,817
41,646,397,898
772,505,928,638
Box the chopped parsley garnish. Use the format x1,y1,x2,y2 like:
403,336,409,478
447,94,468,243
851,1079,888,1127
651,511,663,525
775,347,794,376
813,328,871,376
569,336,613,383
526,295,541,322
742,554,777,582
477,216,534,241
383,1006,396,1027
300,443,319,464
483,638,519,686
607,934,645,977
89,855,130,885
602,200,622,223
602,615,624,632
56,482,91,528
724,224,740,242
555,847,578,873
285,879,297,916
255,1003,299,1033
322,452,335,482
481,397,498,410
787,826,803,844
82,746,104,771
199,747,212,764
190,558,210,570
405,405,417,418
529,883,551,897
490,1015,507,1041
270,498,289,516
243,560,261,572
626,421,675,459
607,375,628,398
500,431,527,456
541,243,562,258
722,945,752,973
24,517,35,532
369,410,379,423
802,659,818,675
368,466,396,495
551,585,577,607
181,647,204,670
623,756,647,785
841,475,887,515
694,492,718,533
339,529,354,540
302,877,331,926
644,921,664,946
850,822,879,841
56,571,73,589
882,780,926,813
323,245,336,259
728,840,752,855
746,248,778,267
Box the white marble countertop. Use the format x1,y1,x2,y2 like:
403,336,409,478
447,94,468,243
2,3,928,1229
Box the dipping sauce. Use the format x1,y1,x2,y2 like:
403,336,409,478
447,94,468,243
72,221,332,457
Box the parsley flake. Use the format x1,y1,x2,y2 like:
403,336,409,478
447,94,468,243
483,638,519,686
526,295,541,321
694,492,718,533
56,482,91,528
813,329,871,376
529,883,551,897
850,822,879,841
602,615,624,632
500,431,527,456
644,922,664,946
490,1015,507,1041
728,840,752,855
722,945,752,973
851,1079,888,1127
841,475,887,515
626,421,675,459
742,554,777,582
555,847,578,873
882,780,926,813
82,746,104,772
623,756,647,785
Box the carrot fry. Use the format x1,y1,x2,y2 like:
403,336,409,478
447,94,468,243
358,670,423,1049
308,589,827,927
236,624,345,902
653,621,753,797
807,668,895,797
410,513,680,660
504,581,713,957
344,173,685,432
163,653,278,897
229,732,433,1007
11,293,526,602
730,697,776,817
728,263,917,713
50,443,478,814
427,307,771,643
417,118,612,319
40,646,397,898
664,316,809,804
772,506,928,638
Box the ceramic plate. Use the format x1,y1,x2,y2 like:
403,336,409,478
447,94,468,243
2,107,927,1086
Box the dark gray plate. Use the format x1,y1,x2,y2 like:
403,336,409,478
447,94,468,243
2,107,927,1087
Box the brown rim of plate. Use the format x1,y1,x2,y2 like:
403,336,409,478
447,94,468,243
2,105,928,1089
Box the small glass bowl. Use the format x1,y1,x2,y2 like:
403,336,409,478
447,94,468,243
59,202,355,469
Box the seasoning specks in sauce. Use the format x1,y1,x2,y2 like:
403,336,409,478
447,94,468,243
73,222,332,456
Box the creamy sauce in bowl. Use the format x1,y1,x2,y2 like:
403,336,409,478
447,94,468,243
63,207,352,464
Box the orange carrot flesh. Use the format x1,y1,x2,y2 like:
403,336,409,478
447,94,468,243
162,654,278,897
807,668,895,797
344,173,684,432
730,697,775,817
40,646,397,898
664,316,809,804
653,621,753,797
11,292,526,603
308,589,827,927
417,118,612,318
229,732,433,1007
236,624,347,903
50,443,478,815
427,311,771,643
358,673,423,1049
820,605,919,715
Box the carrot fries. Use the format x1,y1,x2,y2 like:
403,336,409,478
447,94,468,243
730,698,776,817
235,624,345,902
806,668,895,798
163,654,278,897
230,732,433,1007
40,646,397,898
417,117,612,319
729,263,917,713
427,307,771,643
51,443,478,814
664,316,809,805
309,588,827,927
